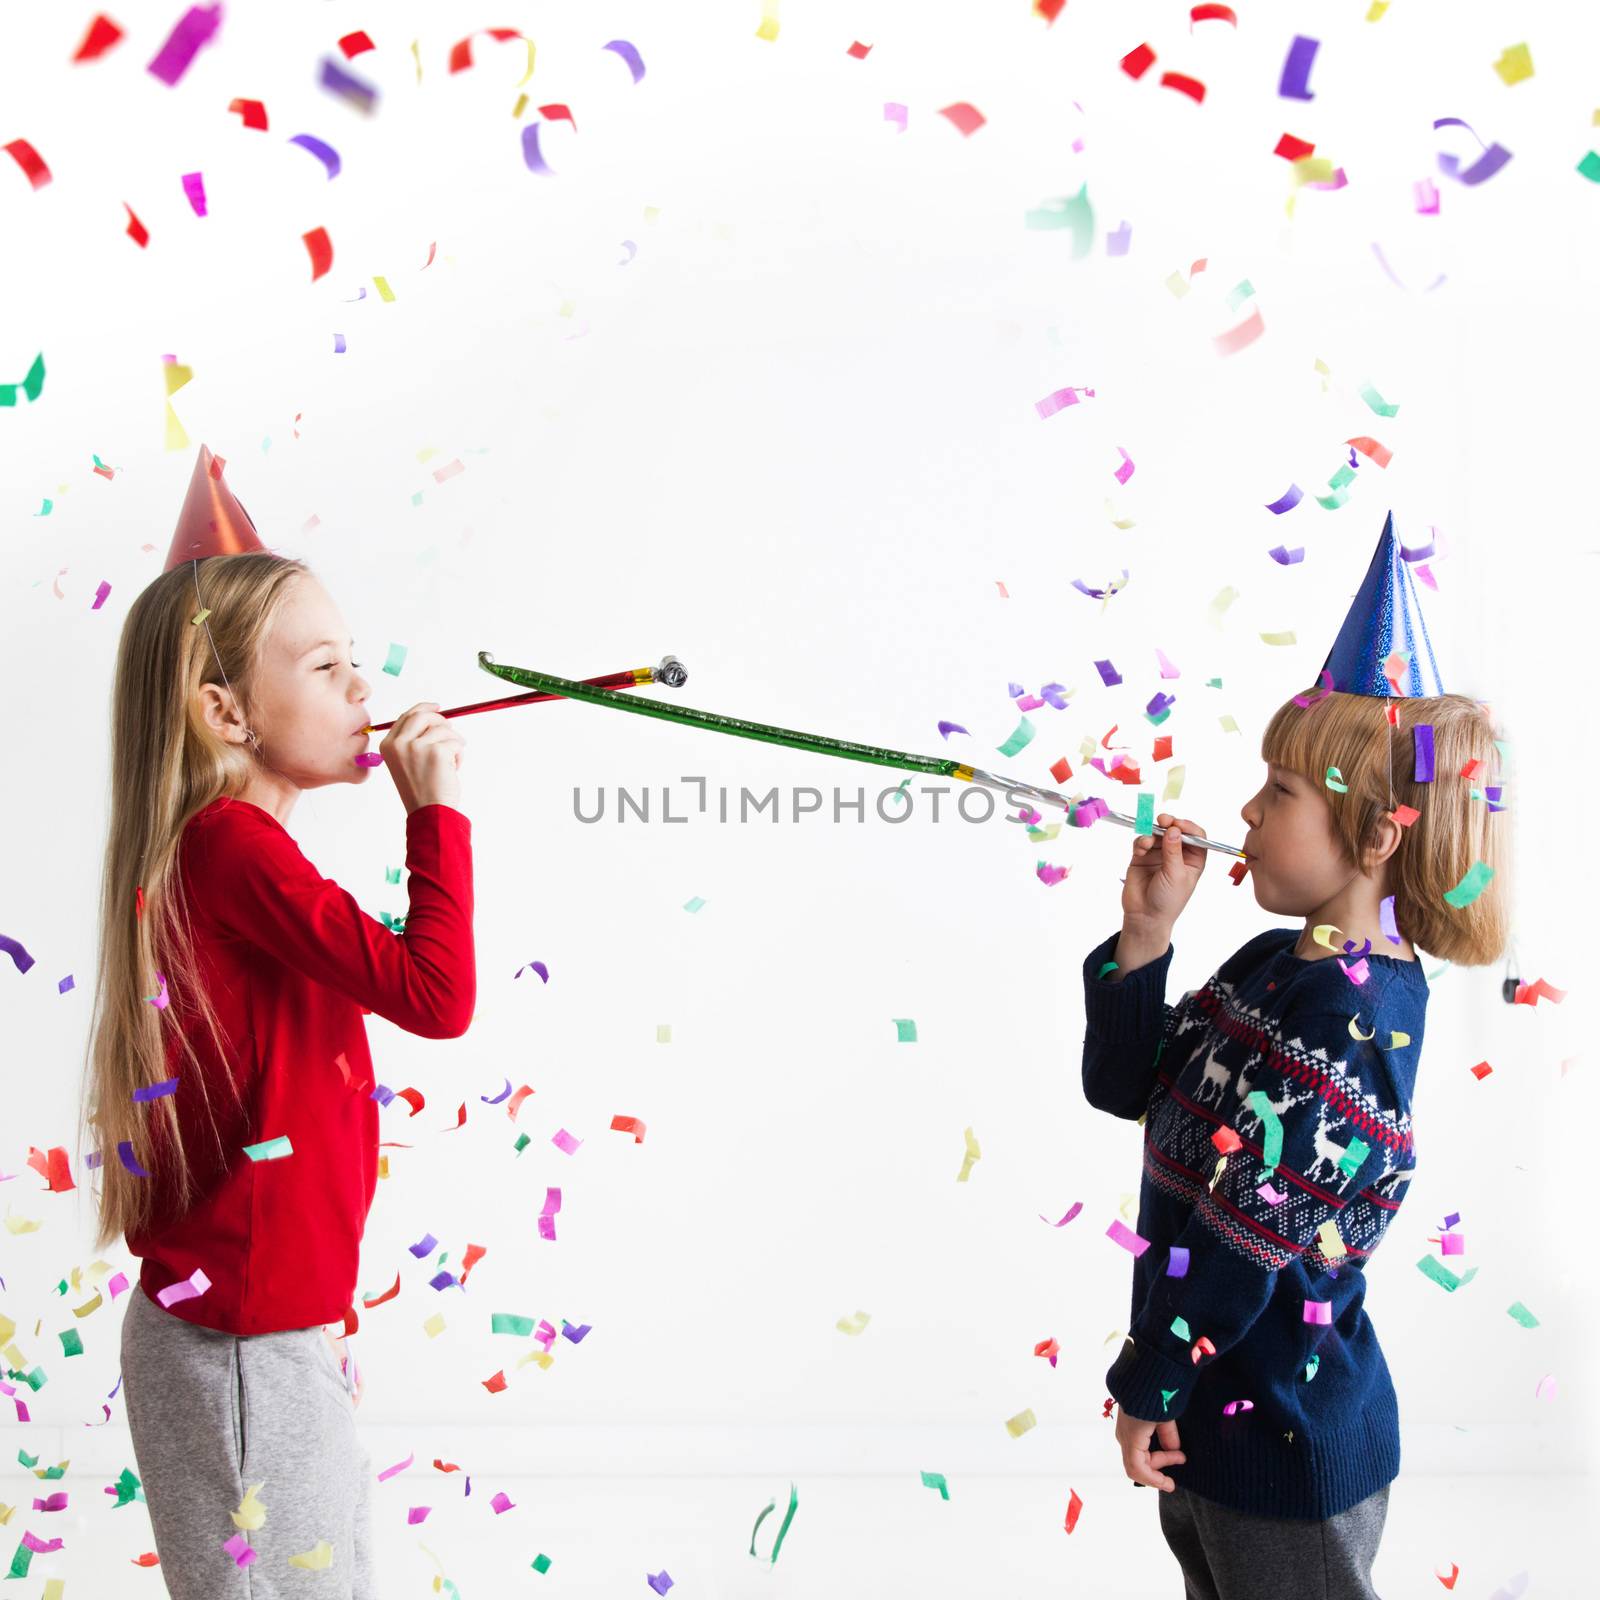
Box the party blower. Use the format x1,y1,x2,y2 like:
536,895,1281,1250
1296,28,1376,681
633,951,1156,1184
473,652,1250,859
360,656,689,735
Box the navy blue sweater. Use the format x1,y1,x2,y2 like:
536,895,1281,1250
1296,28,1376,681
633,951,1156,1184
1083,924,1427,1520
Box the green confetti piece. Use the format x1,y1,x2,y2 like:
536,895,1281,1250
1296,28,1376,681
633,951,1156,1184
243,1135,293,1162
1579,150,1600,183
1337,1136,1370,1180
893,1018,918,1043
997,716,1036,758
1225,279,1255,311
382,642,408,677
1443,860,1495,908
656,1023,671,1044
1303,1354,1320,1382
1315,488,1349,510
683,896,706,913
1170,1315,1191,1341
1245,1090,1283,1170
58,1329,83,1358
1324,765,1348,793
1024,182,1094,258
1417,1255,1479,1292
23,353,44,402
35,498,52,516
512,1133,530,1154
919,1470,950,1500
8,1544,33,1580
1506,1301,1540,1329
1160,1387,1177,1412
531,1553,552,1573
385,866,401,884
1358,380,1399,417
1135,792,1155,835
491,1313,536,1336
1096,961,1119,980
110,1466,144,1507
1327,463,1356,491
748,1481,800,1562
17,1451,37,1468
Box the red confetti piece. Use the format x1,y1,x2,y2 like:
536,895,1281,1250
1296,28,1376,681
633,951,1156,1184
610,1114,647,1143
538,102,576,131
1211,1126,1242,1156
846,41,873,59
72,14,125,62
124,203,149,248
938,102,986,137
4,139,52,190
362,1273,400,1307
1159,71,1206,103
449,27,525,74
1275,132,1315,161
1120,42,1157,79
1049,757,1073,784
1470,1061,1493,1080
394,1086,425,1116
1513,978,1567,1007
482,1370,508,1394
302,225,333,280
339,29,376,58
1190,3,1237,26
1346,435,1393,468
1064,1487,1084,1534
228,97,268,130
1037,0,1068,24
459,1243,487,1284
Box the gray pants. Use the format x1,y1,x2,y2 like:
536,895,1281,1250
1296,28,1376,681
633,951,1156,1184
1158,1482,1390,1600
121,1283,376,1598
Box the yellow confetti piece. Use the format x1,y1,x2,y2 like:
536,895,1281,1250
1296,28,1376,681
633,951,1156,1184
1365,1,1389,19
288,1539,334,1571
1161,764,1186,803
4,1210,42,1236
836,1311,872,1336
72,1290,103,1319
231,1482,267,1531
1104,498,1136,529
373,276,395,302
1259,630,1296,647
1388,1030,1410,1049
1207,586,1239,629
0,1316,15,1346
1348,1015,1375,1042
956,1127,981,1183
1316,1219,1347,1259
422,1312,446,1338
1312,923,1344,951
656,1023,672,1044
1218,714,1240,736
1117,1192,1137,1222
1493,44,1533,86
1005,1408,1038,1439
1164,271,1191,299
756,0,781,42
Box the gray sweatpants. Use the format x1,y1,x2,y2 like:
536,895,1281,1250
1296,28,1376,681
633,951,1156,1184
121,1282,376,1598
1158,1481,1390,1600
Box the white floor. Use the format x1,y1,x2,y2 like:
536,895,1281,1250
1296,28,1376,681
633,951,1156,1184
0,1470,1582,1597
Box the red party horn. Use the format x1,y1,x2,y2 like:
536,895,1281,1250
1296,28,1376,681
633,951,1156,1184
362,655,687,734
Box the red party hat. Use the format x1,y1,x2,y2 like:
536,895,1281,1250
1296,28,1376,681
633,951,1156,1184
162,445,266,571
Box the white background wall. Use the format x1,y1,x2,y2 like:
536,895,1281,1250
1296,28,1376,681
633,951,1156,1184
1,0,1594,1523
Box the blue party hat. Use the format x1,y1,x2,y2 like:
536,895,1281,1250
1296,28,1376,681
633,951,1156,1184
1318,511,1446,698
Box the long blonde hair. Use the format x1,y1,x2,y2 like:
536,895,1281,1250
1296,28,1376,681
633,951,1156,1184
80,552,311,1250
1260,689,1512,967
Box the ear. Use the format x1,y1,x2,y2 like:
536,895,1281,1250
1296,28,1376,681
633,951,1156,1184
196,681,248,742
1362,809,1405,875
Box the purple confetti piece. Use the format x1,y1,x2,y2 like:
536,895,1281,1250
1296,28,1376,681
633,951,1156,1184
132,1078,178,1102
515,959,549,982
1265,483,1303,514
408,1232,438,1257
1039,1202,1083,1227
91,580,112,609
287,132,342,180
937,721,969,740
1433,117,1512,185
1040,683,1071,709
319,55,379,115
370,1083,396,1106
521,122,554,175
481,1076,513,1104
181,171,207,215
1268,545,1305,565
0,933,36,974
1278,34,1319,101
58,974,74,994
1007,682,1024,698
1413,724,1435,783
562,1320,592,1342
1106,220,1131,256
146,3,223,88
333,333,346,354
1094,659,1122,687
1379,894,1401,945
1166,1246,1190,1278
1145,692,1175,718
648,1572,675,1597
601,39,646,83
428,1270,459,1292
1035,385,1095,419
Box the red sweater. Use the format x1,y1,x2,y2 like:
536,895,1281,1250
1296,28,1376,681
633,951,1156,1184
125,796,475,1335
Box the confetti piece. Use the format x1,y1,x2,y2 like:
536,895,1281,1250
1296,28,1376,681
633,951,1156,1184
1278,35,1319,101
156,1267,211,1308
610,1115,646,1143
601,39,646,83
288,133,342,180
846,41,873,59
1005,1408,1037,1438
1034,385,1094,419
939,103,987,138
893,1018,917,1043
181,171,207,215
228,97,267,130
243,1135,293,1162
1417,1255,1478,1292
997,717,1035,757
1167,1246,1190,1278
1265,483,1303,514
132,1078,178,1103
956,1127,981,1182
73,15,125,61
339,30,376,58
1159,72,1205,104
3,139,51,190
1434,117,1513,184
521,123,555,176
1106,1219,1150,1257
303,226,333,280
382,642,408,677
884,102,907,133
1492,44,1533,86
921,1470,949,1499
937,721,969,740
319,55,378,114
836,1310,871,1335
1121,43,1157,79
146,4,222,88
552,1129,582,1155
288,1540,334,1571
538,1187,561,1241
0,933,36,974
231,1482,267,1531
755,0,780,41
1442,860,1494,908
1214,304,1265,356
1506,1301,1540,1329
1534,1374,1557,1401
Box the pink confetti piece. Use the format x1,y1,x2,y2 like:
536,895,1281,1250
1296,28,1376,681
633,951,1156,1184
1257,1181,1287,1205
552,1129,582,1155
407,1506,431,1524
939,102,986,137
491,1491,516,1514
181,171,207,215
1036,862,1070,886
1113,446,1135,485
1039,1202,1083,1227
1213,304,1265,357
21,1533,63,1554
155,1266,211,1308
223,1532,258,1566
538,1187,562,1241
1106,1219,1150,1256
1534,1374,1557,1402
146,4,223,88
1302,1299,1333,1325
377,1451,415,1482
883,102,907,132
1222,1399,1254,1415
1035,385,1095,419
